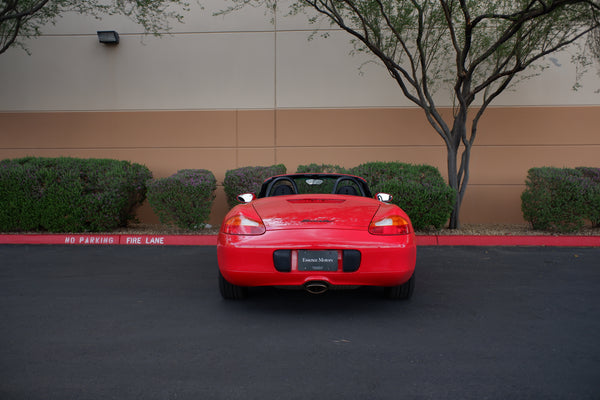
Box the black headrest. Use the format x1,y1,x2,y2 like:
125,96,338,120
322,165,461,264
273,185,294,196
336,185,358,196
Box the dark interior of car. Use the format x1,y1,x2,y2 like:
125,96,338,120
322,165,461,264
335,185,359,195
272,184,295,196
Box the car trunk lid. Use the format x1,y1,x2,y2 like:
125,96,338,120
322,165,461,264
253,195,380,230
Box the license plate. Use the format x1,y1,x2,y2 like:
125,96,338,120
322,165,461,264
298,250,338,271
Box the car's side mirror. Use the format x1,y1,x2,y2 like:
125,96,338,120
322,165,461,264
376,193,393,203
237,193,256,204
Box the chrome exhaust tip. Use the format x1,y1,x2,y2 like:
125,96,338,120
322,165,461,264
304,281,329,295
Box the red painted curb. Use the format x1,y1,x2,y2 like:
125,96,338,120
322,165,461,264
0,234,218,246
119,235,217,246
0,234,121,245
1,234,598,247
415,236,439,246
429,235,600,247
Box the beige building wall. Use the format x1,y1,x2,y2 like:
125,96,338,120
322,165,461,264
1,1,599,227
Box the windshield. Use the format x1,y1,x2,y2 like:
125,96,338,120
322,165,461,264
259,175,370,198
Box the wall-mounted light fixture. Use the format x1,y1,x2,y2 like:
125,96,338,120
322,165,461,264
97,31,120,45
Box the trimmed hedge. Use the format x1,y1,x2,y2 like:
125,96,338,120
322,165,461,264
521,167,600,232
349,162,456,230
576,167,600,227
0,157,151,232
223,164,286,208
296,163,348,174
298,161,456,230
147,169,217,230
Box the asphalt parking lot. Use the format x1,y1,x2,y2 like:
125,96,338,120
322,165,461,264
1,245,599,400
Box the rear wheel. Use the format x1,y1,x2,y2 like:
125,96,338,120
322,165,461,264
219,271,248,300
384,272,415,300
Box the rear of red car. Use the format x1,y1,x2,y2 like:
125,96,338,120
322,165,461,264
217,193,416,299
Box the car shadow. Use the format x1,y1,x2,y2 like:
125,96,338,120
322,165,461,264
217,285,417,318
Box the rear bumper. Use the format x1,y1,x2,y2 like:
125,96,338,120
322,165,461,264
217,228,416,288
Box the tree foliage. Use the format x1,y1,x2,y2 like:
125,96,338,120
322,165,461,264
0,0,192,54
220,0,600,228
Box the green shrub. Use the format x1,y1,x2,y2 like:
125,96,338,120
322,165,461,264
576,167,600,227
521,167,599,232
147,169,217,230
349,161,456,230
223,164,286,208
296,163,348,174
0,162,44,231
0,157,151,232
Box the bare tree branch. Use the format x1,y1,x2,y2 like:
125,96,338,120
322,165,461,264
0,0,191,55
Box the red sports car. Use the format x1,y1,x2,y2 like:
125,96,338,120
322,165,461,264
217,173,416,300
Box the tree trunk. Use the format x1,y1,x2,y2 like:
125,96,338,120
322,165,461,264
447,143,461,229
446,108,469,229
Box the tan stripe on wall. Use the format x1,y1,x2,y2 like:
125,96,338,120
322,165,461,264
1,106,599,225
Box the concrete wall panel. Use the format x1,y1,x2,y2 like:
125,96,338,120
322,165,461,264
476,107,600,145
39,2,273,35
275,31,413,108
0,33,276,111
237,110,276,147
468,145,600,185
461,185,526,224
1,111,237,148
276,108,442,146
236,148,277,168
2,2,598,113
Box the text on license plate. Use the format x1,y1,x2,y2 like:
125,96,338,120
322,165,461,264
297,250,338,271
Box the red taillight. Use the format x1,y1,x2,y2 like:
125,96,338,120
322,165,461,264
369,215,411,235
222,214,266,235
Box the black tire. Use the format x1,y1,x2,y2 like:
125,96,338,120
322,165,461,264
384,272,415,300
218,271,248,300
